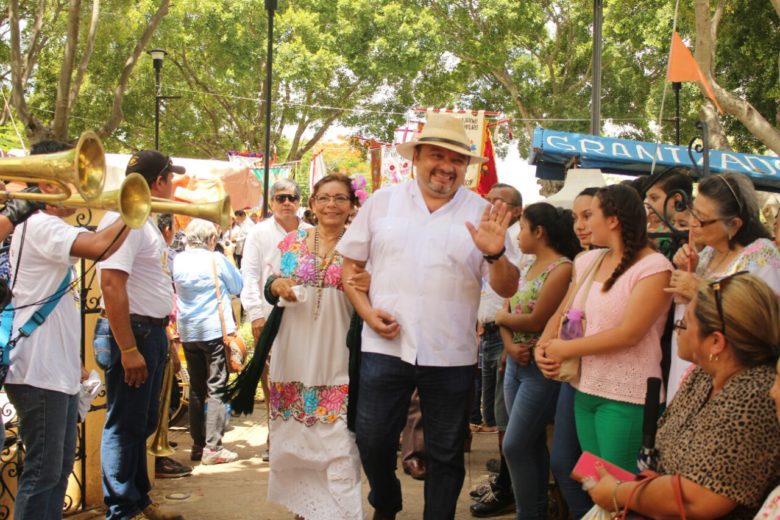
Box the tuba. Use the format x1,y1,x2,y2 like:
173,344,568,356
0,131,105,202
150,195,232,230
147,355,176,457
59,173,151,229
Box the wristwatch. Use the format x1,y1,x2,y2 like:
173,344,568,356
483,246,506,264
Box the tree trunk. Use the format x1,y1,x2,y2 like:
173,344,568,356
694,0,780,154
8,0,46,141
99,0,172,140
700,102,730,151
69,0,101,107
52,0,82,139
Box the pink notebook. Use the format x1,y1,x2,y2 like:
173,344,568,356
571,451,636,483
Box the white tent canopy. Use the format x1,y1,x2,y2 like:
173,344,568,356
545,169,606,209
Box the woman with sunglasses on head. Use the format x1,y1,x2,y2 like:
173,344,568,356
585,273,780,519
263,174,363,520
757,345,780,517
538,184,673,472
666,173,780,400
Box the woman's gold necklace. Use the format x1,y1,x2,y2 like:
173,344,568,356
312,227,343,319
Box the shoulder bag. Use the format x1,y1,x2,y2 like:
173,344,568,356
212,255,246,373
554,250,608,383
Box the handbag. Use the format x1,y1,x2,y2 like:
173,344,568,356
211,255,246,373
581,471,686,520
617,470,686,519
553,250,608,383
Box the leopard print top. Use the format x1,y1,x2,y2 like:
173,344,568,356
656,365,780,519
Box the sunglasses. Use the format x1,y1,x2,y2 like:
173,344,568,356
155,157,174,181
708,270,749,335
273,194,300,204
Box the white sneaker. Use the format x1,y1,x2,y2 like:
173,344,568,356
201,447,239,465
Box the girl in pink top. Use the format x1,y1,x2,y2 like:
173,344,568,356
538,184,673,471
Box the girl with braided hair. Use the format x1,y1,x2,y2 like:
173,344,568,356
539,184,673,472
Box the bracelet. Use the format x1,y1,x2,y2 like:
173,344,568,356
120,346,138,355
483,246,506,264
611,480,623,515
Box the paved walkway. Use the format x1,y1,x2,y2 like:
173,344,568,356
74,405,515,520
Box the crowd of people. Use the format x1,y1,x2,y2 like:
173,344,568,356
0,113,778,520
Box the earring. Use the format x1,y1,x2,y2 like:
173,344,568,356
709,353,719,362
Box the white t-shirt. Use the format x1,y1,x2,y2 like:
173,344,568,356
338,181,521,367
97,212,174,318
5,213,83,395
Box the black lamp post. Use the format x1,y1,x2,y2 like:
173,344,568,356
262,0,278,218
591,0,603,136
147,49,167,151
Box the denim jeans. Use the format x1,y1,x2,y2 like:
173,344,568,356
550,383,593,518
503,358,560,520
5,384,78,520
95,317,168,520
480,330,503,428
182,338,228,450
355,353,473,520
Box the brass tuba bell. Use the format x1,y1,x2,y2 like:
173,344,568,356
0,131,105,202
59,173,152,229
150,195,232,230
147,354,176,457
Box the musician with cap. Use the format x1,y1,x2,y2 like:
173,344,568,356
96,150,186,520
3,140,131,520
339,114,521,520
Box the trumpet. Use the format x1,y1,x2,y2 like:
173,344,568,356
0,131,105,202
150,195,232,230
59,173,151,229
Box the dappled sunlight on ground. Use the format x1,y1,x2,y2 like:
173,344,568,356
73,403,515,519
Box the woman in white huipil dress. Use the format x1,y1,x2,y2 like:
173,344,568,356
265,174,362,520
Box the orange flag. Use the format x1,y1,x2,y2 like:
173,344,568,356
667,31,722,112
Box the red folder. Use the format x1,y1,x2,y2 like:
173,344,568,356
571,451,636,483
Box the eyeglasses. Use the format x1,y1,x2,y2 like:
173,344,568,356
486,197,516,207
708,270,748,335
313,195,351,205
673,318,687,332
689,207,729,227
273,194,300,204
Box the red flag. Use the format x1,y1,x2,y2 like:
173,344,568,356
667,31,722,112
477,129,498,195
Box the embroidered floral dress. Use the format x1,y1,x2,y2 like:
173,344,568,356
266,229,362,520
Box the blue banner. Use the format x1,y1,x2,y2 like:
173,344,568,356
530,128,780,192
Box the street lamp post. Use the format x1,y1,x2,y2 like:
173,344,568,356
591,0,603,136
262,0,278,218
147,49,167,151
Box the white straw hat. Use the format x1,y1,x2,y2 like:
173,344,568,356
396,114,487,164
